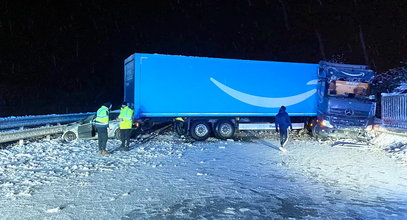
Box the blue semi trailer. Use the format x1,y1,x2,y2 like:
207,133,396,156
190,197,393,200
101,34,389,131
124,53,376,140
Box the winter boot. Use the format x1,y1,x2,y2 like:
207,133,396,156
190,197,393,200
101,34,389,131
100,150,111,155
279,146,287,152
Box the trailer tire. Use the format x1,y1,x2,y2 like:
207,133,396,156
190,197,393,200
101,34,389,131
190,120,211,141
215,120,235,140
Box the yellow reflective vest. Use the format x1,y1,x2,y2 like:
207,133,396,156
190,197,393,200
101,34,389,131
118,106,134,129
95,105,109,126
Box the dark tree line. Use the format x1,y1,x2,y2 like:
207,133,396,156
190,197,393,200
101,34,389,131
0,0,406,116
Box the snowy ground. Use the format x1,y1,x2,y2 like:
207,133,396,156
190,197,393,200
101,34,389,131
1,130,407,219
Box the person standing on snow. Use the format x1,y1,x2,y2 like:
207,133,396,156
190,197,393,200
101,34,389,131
118,102,134,151
95,102,112,155
275,106,292,152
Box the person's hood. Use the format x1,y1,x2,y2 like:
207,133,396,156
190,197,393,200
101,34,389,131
278,107,286,114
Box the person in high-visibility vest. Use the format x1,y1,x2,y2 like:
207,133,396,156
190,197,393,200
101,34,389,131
95,102,112,154
118,102,134,151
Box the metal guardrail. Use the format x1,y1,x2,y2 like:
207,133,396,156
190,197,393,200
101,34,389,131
0,113,94,129
0,125,65,143
0,113,94,144
381,93,407,130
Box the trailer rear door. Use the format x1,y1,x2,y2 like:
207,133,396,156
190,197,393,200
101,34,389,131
124,55,135,105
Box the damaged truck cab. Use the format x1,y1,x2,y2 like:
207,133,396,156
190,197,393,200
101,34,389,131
314,61,376,137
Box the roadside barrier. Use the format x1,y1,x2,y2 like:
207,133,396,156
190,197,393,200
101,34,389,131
0,113,93,144
381,93,407,130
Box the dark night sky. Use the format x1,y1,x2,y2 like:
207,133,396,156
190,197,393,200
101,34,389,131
1,0,407,116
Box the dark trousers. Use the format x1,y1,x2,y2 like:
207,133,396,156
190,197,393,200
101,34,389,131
97,127,108,151
120,129,132,149
279,128,289,147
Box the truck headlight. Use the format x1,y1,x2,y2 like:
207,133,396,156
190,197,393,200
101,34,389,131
320,120,333,128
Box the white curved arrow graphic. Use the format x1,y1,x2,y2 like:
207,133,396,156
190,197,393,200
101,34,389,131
210,77,318,108
329,67,365,77
340,70,365,77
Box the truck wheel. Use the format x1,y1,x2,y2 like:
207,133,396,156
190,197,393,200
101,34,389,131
312,125,325,139
63,131,77,142
215,120,235,139
306,118,317,133
190,120,211,141
174,121,187,136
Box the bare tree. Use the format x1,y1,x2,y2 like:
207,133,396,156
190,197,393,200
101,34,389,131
315,29,326,60
278,0,290,31
359,25,369,65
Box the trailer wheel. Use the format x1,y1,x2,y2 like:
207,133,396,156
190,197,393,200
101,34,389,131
190,120,211,141
215,120,235,140
63,131,77,142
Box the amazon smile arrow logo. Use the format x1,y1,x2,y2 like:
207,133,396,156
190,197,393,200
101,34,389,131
210,77,318,108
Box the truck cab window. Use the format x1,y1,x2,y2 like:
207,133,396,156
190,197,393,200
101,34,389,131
328,81,337,95
329,80,369,98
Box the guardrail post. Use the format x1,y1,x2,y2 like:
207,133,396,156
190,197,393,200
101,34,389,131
46,124,51,140
18,127,24,145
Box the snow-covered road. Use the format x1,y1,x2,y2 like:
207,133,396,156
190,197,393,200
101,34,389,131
1,131,407,219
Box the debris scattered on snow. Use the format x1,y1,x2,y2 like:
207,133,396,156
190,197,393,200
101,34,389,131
46,206,64,213
371,132,407,164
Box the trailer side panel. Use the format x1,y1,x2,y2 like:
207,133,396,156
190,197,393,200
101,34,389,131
128,53,319,119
